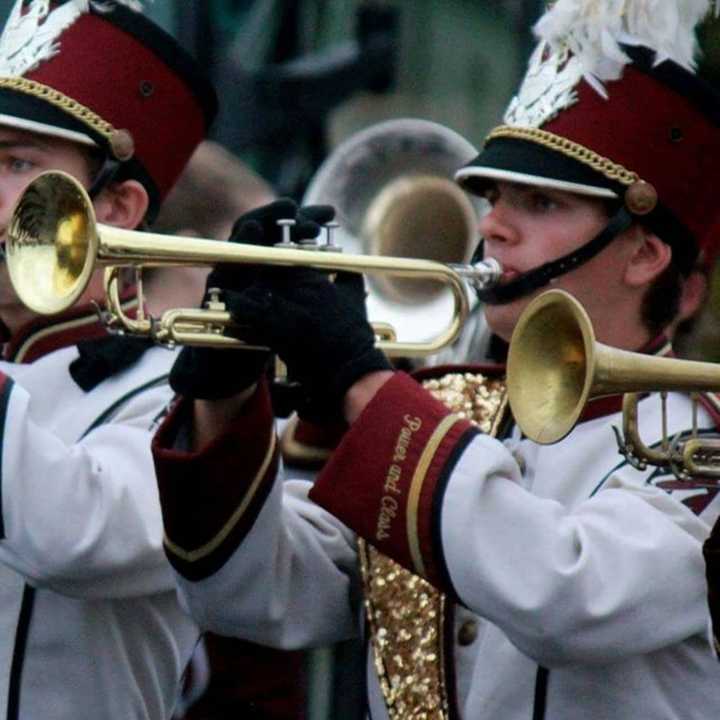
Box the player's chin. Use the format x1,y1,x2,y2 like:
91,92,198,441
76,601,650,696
484,302,523,343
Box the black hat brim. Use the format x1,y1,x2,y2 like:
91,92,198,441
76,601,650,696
455,136,623,200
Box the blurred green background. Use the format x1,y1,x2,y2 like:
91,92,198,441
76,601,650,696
0,1,542,197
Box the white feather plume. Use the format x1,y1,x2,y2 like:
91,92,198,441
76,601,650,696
0,0,152,77
534,0,714,86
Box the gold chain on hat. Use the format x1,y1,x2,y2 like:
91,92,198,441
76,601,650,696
0,76,115,140
486,125,640,186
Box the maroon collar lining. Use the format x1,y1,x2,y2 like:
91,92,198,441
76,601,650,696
4,294,139,364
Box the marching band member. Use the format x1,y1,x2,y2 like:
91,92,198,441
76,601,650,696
154,1,720,718
0,1,216,718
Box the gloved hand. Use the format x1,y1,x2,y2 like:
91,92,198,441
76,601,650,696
169,200,332,400
221,267,392,422
210,201,335,293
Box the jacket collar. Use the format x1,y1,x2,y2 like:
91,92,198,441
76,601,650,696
3,295,139,364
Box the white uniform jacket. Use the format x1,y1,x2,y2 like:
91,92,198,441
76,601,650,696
155,359,720,720
0,306,198,720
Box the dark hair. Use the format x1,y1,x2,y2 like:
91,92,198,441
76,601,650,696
606,189,691,337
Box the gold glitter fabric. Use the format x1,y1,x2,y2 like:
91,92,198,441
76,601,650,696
360,372,507,720
421,372,507,431
360,541,448,720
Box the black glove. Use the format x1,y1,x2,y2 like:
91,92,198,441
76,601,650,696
210,201,334,292
222,267,392,422
169,199,330,400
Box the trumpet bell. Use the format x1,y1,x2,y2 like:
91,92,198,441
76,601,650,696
303,118,482,345
7,170,98,315
507,289,596,444
508,289,720,446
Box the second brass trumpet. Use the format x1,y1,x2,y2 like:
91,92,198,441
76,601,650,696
7,170,502,357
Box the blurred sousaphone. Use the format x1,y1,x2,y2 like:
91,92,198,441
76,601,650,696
303,118,488,355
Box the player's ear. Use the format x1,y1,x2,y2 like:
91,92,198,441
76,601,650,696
623,228,672,287
94,179,149,230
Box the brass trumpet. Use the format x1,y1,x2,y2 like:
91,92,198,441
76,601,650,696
507,289,720,480
6,170,502,357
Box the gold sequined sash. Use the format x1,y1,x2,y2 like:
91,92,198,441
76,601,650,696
360,372,507,720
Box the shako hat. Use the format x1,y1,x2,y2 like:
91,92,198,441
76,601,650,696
0,0,218,220
456,0,720,274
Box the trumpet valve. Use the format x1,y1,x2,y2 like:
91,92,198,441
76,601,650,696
320,221,343,252
274,218,298,248
204,287,227,312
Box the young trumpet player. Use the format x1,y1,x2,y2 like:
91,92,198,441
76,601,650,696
154,1,720,718
0,2,217,718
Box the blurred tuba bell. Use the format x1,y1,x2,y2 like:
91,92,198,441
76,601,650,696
303,118,485,349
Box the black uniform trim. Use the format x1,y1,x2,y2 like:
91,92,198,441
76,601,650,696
6,585,35,720
430,426,480,604
532,666,550,720
165,463,278,583
3,367,170,717
442,603,461,720
0,377,15,539
79,374,169,438
69,335,155,392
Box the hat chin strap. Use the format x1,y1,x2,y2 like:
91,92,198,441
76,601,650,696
88,156,122,200
476,206,633,305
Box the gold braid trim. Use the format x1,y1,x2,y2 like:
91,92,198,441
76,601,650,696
360,372,508,720
486,125,640,186
0,76,115,141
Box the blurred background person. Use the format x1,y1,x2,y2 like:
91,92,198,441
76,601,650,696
147,139,275,316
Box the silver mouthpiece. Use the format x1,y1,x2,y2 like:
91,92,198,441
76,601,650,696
450,257,503,291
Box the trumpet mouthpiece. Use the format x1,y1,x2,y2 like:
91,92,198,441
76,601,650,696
451,257,503,290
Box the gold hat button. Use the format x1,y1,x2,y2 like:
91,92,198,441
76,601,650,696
110,129,135,162
625,181,657,216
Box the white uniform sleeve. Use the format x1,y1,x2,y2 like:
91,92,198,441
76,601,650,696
0,376,174,598
177,477,361,650
440,433,711,667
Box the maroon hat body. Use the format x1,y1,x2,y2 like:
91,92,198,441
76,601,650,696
456,10,720,273
0,1,217,218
